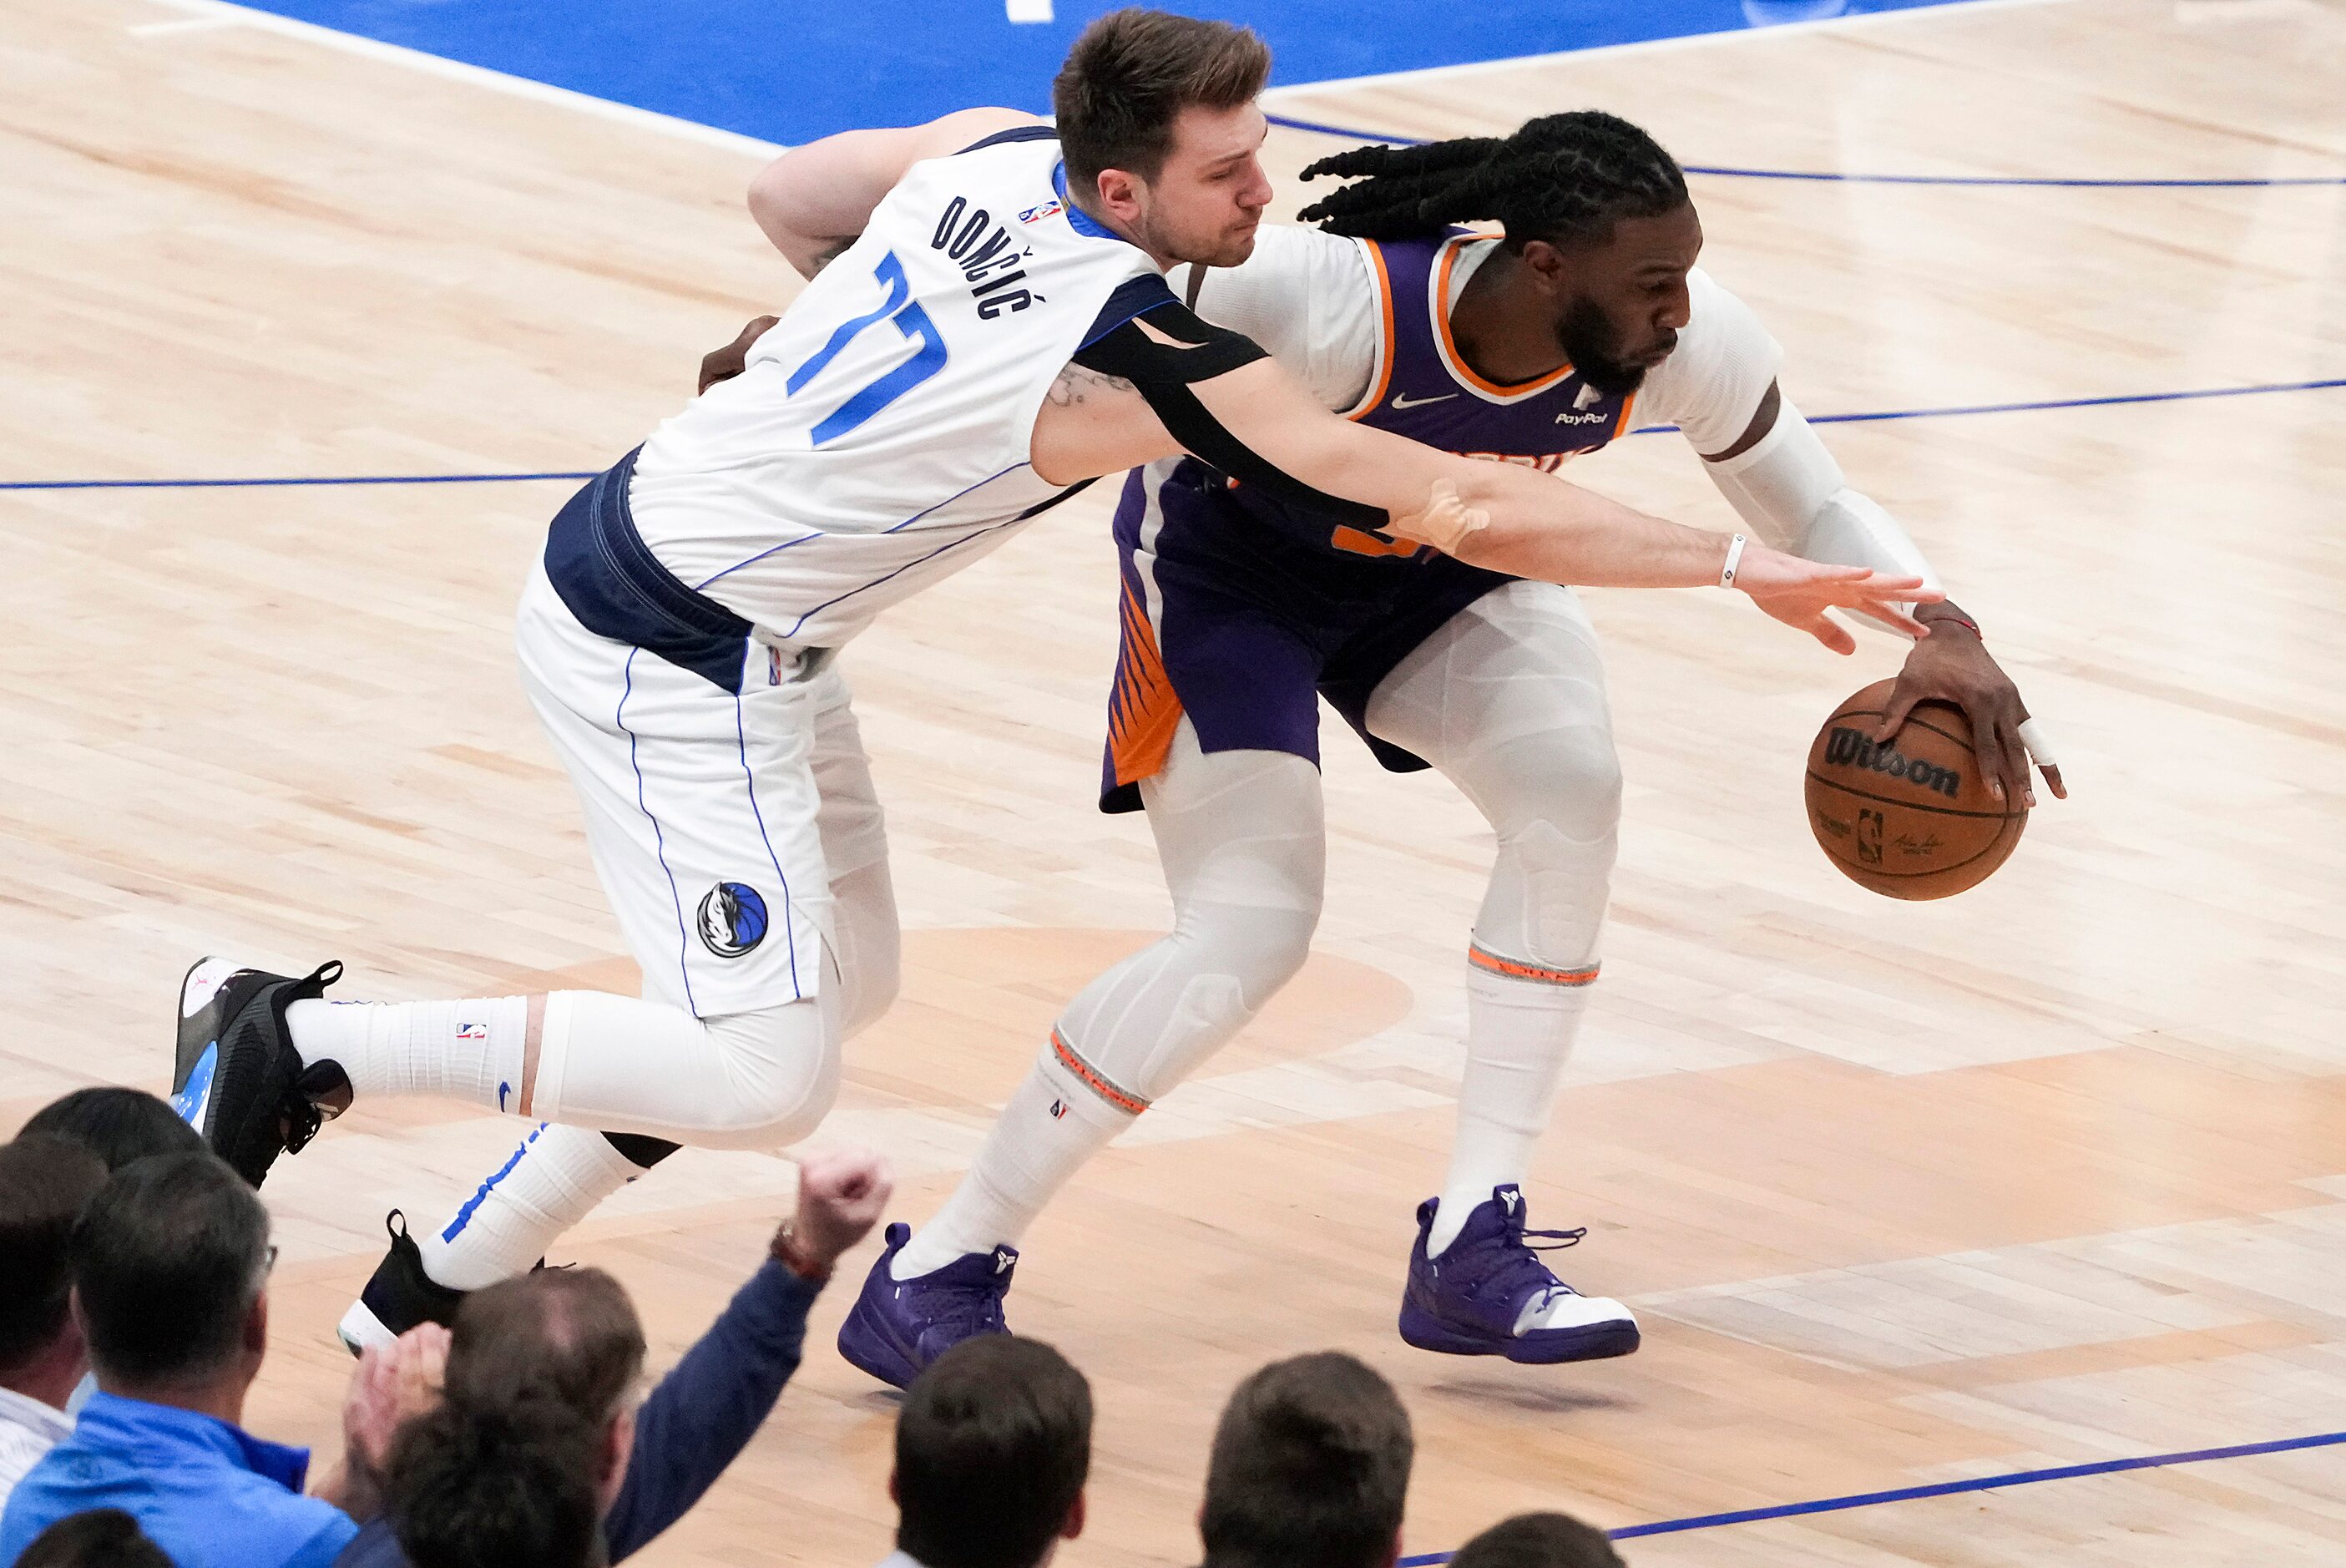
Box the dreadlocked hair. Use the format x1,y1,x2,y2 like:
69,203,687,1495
1296,111,1687,249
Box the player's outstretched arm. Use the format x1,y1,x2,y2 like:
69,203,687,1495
749,108,1043,278
1030,352,1937,647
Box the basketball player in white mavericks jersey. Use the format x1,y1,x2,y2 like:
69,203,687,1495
167,10,1933,1350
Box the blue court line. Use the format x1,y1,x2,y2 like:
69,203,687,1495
6,377,2338,493
1265,113,2346,187
1398,1426,2346,1563
1621,375,2346,438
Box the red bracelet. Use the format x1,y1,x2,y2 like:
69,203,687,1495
1921,609,1982,640
770,1226,833,1283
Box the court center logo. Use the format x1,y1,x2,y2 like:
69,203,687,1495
696,882,770,959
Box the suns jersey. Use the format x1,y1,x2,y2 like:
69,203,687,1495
625,127,1166,647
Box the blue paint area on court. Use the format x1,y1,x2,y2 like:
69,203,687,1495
231,0,1972,146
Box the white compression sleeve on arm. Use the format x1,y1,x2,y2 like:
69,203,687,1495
1702,396,1941,633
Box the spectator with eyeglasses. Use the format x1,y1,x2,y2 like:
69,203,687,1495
0,1151,419,1568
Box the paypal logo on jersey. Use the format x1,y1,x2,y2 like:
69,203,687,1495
697,882,771,959
172,1043,218,1130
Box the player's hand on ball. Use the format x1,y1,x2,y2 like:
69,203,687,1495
1734,545,1940,655
699,314,781,395
1874,617,2065,807
788,1147,893,1272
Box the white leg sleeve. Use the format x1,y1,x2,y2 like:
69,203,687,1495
1366,581,1620,1257
530,993,841,1152
893,720,1324,1277
414,1122,645,1290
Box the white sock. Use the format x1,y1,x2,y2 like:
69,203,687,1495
286,994,530,1112
1427,949,1595,1257
414,1122,645,1290
892,1038,1135,1279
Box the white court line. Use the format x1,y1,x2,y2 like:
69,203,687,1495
1259,0,2086,102
141,0,785,157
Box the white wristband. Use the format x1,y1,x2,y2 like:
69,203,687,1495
1718,533,1748,589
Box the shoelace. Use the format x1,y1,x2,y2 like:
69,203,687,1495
1469,1222,1590,1313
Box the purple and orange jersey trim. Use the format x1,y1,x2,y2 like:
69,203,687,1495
1106,575,1184,792
1343,240,1399,420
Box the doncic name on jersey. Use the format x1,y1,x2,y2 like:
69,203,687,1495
697,882,770,959
933,195,1046,318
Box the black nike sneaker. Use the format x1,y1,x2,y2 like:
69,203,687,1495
171,956,347,1187
337,1211,468,1355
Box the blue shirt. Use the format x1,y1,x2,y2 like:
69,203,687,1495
0,1391,356,1568
336,1259,822,1567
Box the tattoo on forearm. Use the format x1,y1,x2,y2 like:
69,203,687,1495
1046,362,1136,407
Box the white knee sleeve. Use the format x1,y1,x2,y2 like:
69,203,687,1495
533,993,839,1151
1363,580,1620,969
1055,725,1324,1112
1056,901,1319,1105
1474,728,1620,969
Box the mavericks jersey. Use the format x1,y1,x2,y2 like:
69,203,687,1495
626,128,1166,646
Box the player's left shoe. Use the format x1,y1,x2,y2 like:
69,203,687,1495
337,1211,469,1356
171,955,348,1188
836,1223,1017,1389
1398,1184,1641,1363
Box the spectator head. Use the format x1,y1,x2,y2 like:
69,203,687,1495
1051,8,1273,268
70,1151,272,1399
1449,1513,1624,1568
894,1336,1093,1568
385,1399,603,1568
14,1508,174,1568
0,1136,109,1406
19,1088,205,1174
1200,1352,1413,1568
444,1267,649,1514
381,1267,649,1568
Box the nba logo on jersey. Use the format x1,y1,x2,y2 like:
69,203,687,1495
695,882,770,959
1049,1099,1068,1120
455,1022,488,1041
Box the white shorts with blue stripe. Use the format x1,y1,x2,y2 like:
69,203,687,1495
513,559,887,1019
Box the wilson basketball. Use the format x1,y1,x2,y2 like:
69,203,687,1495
1804,679,2026,899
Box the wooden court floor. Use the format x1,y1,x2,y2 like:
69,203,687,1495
5,0,2346,1560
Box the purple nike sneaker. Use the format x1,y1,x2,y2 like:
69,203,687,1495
1399,1185,1640,1363
837,1223,1017,1389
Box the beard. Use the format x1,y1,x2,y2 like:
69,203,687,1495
1134,205,1259,271
1558,296,1665,398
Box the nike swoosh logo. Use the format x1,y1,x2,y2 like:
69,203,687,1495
1390,392,1459,410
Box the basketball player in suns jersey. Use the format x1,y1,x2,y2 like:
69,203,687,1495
168,15,1932,1352
836,113,2066,1384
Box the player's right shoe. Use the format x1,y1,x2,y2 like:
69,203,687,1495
337,1211,468,1356
1398,1184,1641,1363
836,1223,1017,1389
171,956,347,1188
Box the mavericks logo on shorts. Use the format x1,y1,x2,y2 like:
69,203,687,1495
696,882,770,959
